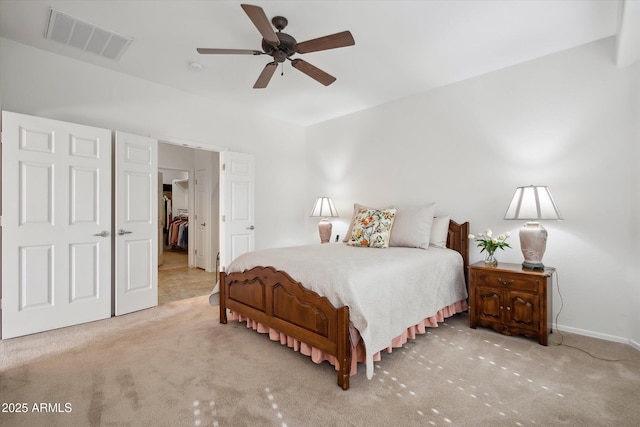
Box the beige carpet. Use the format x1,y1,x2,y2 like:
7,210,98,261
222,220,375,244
1,296,639,427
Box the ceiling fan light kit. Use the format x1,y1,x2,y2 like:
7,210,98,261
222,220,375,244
197,3,355,88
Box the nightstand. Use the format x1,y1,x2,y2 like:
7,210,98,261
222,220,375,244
468,262,554,345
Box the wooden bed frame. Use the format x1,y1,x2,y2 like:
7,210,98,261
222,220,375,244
219,220,469,390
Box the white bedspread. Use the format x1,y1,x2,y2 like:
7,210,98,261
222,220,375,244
225,243,468,379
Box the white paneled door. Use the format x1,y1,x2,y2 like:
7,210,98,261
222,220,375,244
114,131,158,315
1,111,112,339
219,151,255,270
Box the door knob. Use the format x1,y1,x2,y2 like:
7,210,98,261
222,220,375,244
93,231,109,237
246,225,255,230
118,229,133,235
201,223,206,226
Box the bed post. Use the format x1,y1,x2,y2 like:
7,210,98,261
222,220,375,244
219,272,228,324
336,306,351,390
460,221,469,287
447,220,470,287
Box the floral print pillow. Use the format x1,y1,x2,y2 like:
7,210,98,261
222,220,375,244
347,208,397,248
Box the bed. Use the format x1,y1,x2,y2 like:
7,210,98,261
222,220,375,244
219,217,469,390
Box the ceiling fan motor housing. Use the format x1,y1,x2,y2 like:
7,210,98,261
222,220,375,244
262,32,297,62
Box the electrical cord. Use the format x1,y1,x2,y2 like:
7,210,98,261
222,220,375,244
549,269,637,362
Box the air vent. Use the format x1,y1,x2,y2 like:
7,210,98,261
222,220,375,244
46,8,132,61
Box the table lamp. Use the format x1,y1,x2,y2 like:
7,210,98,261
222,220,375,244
310,197,338,243
504,185,562,269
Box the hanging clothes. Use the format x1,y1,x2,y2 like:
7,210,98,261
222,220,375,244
178,222,188,249
167,215,188,249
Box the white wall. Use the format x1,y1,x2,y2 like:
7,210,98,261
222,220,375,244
158,143,197,173
0,37,309,251
305,37,640,347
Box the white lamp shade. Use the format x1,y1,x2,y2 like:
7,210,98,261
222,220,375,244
310,197,339,218
504,186,562,220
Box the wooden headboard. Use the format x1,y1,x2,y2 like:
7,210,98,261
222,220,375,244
447,220,470,286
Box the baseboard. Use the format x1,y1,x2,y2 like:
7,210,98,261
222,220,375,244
556,323,632,346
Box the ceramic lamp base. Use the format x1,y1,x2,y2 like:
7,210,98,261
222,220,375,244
519,221,547,270
318,218,332,243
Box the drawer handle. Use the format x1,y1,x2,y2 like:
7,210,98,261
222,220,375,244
497,278,514,286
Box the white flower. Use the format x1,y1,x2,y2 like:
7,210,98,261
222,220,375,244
506,231,511,237
470,228,512,253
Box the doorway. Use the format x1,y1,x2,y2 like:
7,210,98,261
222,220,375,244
157,143,219,305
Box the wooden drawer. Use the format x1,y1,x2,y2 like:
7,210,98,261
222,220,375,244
475,271,541,292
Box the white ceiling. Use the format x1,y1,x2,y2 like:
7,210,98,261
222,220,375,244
0,1,630,126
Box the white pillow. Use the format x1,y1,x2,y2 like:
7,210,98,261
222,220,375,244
389,203,436,249
429,215,450,248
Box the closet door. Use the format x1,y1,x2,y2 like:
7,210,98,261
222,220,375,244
1,111,112,338
219,151,255,270
114,131,158,315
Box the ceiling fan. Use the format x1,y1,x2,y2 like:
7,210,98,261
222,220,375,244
197,4,355,88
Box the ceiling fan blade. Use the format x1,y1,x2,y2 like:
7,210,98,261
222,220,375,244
197,48,262,55
291,59,336,86
295,31,355,54
254,62,278,89
241,4,280,46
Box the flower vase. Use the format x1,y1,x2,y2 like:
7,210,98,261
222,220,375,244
484,251,498,267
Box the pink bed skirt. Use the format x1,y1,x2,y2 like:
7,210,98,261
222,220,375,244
230,299,468,376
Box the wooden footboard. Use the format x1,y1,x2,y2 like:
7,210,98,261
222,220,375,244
220,266,351,390
220,220,469,390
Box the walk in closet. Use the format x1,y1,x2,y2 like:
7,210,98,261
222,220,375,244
157,143,220,305
160,170,190,257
